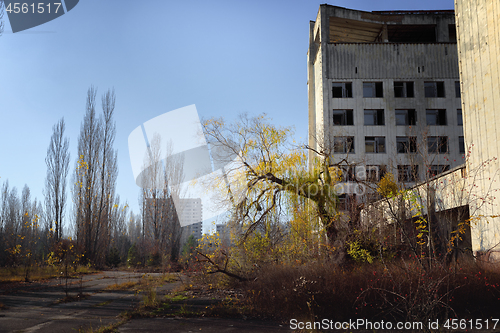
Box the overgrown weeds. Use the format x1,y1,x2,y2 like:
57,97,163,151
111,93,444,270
105,281,138,291
79,318,128,333
0,265,97,283
242,259,500,324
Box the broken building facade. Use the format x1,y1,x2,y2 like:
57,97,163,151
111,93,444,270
308,3,500,259
308,5,465,204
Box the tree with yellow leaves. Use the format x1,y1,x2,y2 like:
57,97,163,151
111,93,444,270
202,114,355,263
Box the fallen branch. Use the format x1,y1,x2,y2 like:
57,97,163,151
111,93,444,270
196,251,251,282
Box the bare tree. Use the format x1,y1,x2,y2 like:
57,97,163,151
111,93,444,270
140,135,184,263
0,180,9,265
45,118,70,242
93,89,118,262
73,86,118,267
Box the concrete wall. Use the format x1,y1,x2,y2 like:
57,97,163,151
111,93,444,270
326,43,458,79
455,0,500,254
308,5,463,190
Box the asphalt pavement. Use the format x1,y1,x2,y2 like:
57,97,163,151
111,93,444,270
0,271,291,333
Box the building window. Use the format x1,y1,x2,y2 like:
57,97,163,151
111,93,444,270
428,165,450,178
395,109,417,126
455,81,461,98
459,136,465,154
338,194,356,211
363,82,383,98
394,81,414,98
365,136,385,153
333,136,354,153
457,109,463,126
332,82,352,98
428,136,448,154
426,109,447,125
424,81,445,97
366,165,386,182
340,166,357,182
332,109,354,125
449,24,457,42
398,165,419,182
397,136,417,153
364,109,385,125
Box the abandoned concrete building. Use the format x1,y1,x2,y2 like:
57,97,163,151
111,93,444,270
308,5,464,204
308,3,500,260
454,0,500,258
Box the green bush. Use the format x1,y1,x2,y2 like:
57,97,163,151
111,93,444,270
147,251,161,267
106,246,121,268
127,243,140,268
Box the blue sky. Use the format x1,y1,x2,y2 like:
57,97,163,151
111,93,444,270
0,0,454,233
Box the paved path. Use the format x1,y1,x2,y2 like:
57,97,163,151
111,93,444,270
0,271,163,333
119,317,291,332
0,271,290,333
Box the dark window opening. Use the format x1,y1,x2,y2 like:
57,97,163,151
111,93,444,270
394,81,414,98
459,136,465,154
364,109,385,126
395,109,417,126
332,109,354,125
365,136,386,153
428,165,450,178
457,109,463,126
397,136,417,153
363,82,383,98
366,165,386,182
455,81,461,98
449,24,457,42
340,166,357,182
332,82,352,98
387,24,436,43
426,109,447,125
338,194,357,211
398,165,419,182
333,136,355,154
425,81,445,97
428,136,449,154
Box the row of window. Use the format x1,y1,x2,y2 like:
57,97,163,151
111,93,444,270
333,136,465,154
333,109,463,126
338,164,451,184
332,81,461,98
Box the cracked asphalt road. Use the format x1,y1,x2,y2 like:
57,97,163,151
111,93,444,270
0,271,290,333
0,271,160,333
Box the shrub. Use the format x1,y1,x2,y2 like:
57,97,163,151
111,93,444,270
127,243,140,268
243,259,500,323
147,251,161,267
106,246,121,268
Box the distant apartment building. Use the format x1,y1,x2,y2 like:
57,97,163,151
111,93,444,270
308,5,464,202
179,198,203,241
215,223,231,245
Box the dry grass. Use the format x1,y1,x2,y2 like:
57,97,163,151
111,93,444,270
93,300,113,307
0,265,98,283
80,318,128,333
0,266,58,282
104,281,138,291
163,273,177,283
243,259,500,323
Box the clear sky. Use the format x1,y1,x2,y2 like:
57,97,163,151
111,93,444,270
0,0,454,233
